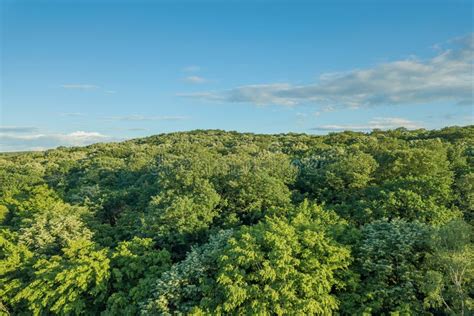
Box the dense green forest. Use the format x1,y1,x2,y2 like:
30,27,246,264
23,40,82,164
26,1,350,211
0,126,473,315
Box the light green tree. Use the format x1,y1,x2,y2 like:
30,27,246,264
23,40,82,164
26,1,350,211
19,209,93,255
423,220,473,315
14,238,110,315
206,202,351,315
0,229,33,315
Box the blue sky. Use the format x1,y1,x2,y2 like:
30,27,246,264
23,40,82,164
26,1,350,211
1,0,473,151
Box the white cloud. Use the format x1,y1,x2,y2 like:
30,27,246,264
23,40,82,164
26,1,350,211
180,34,473,108
103,115,189,121
312,117,424,131
61,84,99,90
0,131,111,152
184,76,208,84
105,90,117,94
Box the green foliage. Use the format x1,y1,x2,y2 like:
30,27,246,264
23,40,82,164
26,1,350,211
0,229,33,314
297,148,378,203
144,202,351,315
454,172,474,223
423,220,474,314
0,127,472,315
19,209,93,255
217,151,296,225
2,184,66,228
206,203,351,315
143,230,233,315
0,205,8,225
145,178,221,248
105,237,171,315
344,220,433,314
14,238,110,315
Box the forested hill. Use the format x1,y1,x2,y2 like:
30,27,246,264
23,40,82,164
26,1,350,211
1,126,473,315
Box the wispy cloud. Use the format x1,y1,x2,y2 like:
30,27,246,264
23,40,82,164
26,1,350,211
103,115,189,122
61,84,99,90
60,112,86,117
312,117,424,132
183,75,208,84
463,115,474,124
127,127,149,131
0,126,39,133
178,83,296,106
180,34,473,108
426,112,473,122
61,84,117,95
182,65,201,72
0,130,111,152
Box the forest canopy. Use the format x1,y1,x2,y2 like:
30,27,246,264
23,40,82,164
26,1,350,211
1,126,473,315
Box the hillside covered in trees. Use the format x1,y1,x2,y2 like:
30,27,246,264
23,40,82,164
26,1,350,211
0,126,473,315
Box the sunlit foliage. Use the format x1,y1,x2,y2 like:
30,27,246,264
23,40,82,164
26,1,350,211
0,126,472,315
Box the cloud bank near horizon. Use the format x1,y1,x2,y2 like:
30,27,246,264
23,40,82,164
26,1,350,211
0,130,113,152
312,117,424,131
